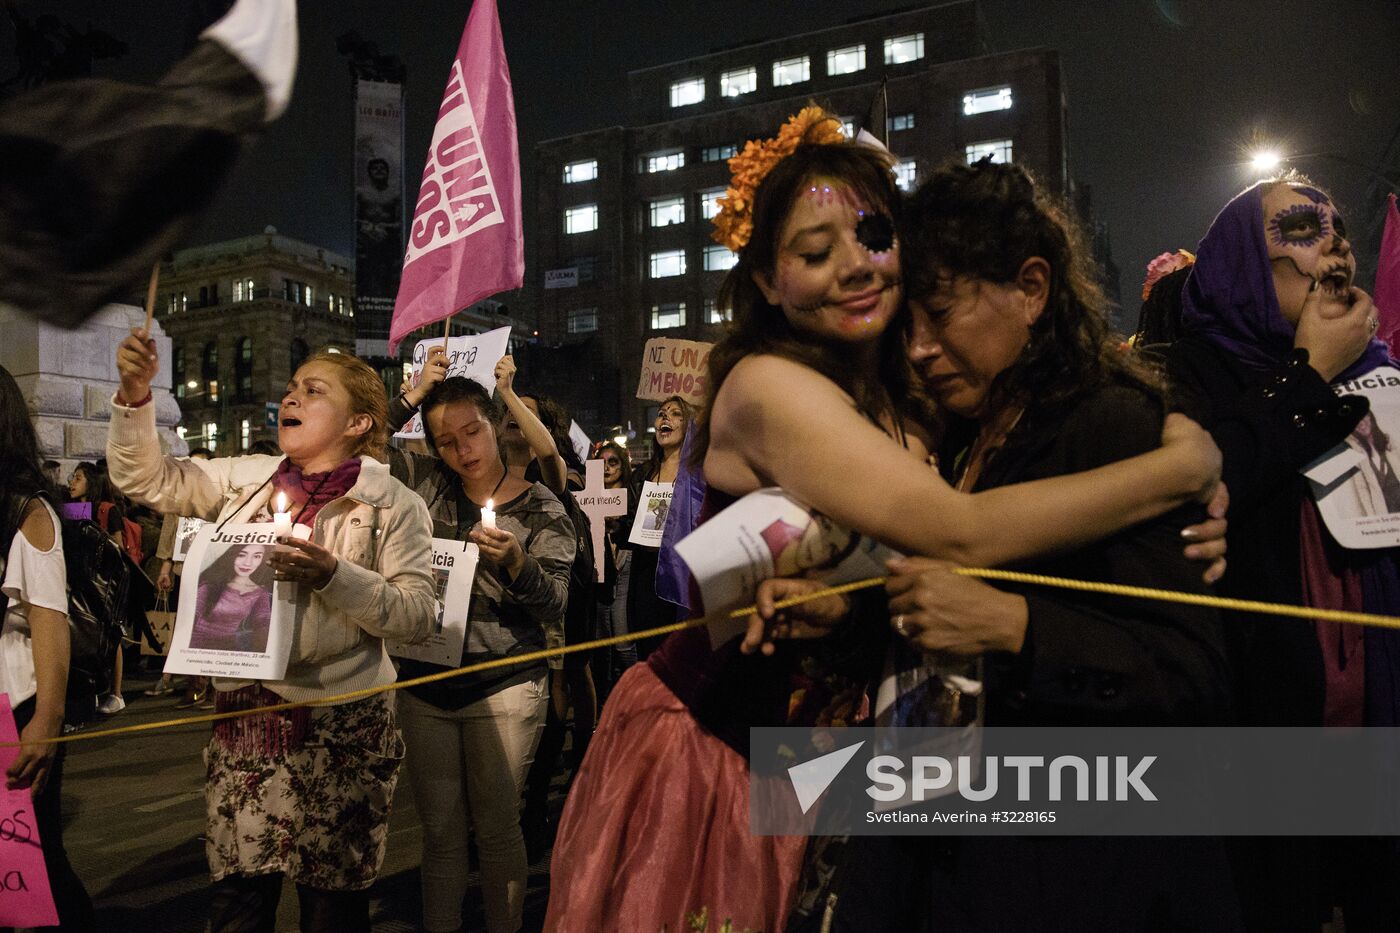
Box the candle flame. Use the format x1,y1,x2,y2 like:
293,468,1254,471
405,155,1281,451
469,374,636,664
275,491,288,513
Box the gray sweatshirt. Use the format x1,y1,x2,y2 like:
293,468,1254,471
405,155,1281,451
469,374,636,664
390,449,576,708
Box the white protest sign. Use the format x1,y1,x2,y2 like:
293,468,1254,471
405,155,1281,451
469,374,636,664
1306,365,1400,548
171,516,205,563
628,481,673,548
396,325,513,438
674,488,898,648
164,523,296,680
390,538,478,666
572,459,627,580
568,420,592,465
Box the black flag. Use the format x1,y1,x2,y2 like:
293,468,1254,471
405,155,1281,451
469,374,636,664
0,0,296,328
862,78,889,148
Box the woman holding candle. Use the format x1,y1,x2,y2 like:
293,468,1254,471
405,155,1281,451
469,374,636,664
546,109,1228,932
109,335,435,933
387,376,575,933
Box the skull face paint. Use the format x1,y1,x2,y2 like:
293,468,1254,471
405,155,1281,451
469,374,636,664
754,177,902,342
1262,183,1355,326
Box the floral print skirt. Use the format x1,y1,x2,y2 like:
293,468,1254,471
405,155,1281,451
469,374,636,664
204,690,404,891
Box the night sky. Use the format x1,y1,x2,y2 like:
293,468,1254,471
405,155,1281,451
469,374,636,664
10,1,1400,319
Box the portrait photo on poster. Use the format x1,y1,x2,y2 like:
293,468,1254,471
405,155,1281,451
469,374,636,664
165,523,296,680
1307,365,1400,548
389,538,477,668
627,481,674,548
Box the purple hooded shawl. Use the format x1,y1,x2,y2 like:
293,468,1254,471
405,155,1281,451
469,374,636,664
1183,181,1400,726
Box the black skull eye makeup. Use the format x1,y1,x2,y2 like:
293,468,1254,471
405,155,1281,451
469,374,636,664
855,212,895,253
1267,204,1328,248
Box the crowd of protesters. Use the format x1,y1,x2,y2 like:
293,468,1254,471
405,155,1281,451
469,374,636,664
1,105,1396,933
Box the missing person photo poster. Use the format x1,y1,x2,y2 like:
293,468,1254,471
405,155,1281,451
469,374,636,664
389,538,477,667
165,524,295,680
1306,365,1400,548
627,481,673,547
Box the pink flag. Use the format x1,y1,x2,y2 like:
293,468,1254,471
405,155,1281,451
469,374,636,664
1375,193,1400,358
389,0,522,353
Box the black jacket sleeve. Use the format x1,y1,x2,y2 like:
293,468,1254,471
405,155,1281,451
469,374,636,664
1165,339,1366,518
987,386,1233,725
387,392,419,435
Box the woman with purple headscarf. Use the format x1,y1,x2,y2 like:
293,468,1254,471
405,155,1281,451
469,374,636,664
1165,174,1398,932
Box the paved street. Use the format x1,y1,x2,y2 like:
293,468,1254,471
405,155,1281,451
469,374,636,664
63,665,554,932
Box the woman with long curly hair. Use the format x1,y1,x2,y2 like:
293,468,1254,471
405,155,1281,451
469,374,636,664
546,109,1228,932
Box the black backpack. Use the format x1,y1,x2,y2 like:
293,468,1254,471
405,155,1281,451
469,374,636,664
0,501,128,725
59,518,130,724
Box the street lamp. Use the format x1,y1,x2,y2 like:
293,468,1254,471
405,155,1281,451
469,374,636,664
1250,149,1282,173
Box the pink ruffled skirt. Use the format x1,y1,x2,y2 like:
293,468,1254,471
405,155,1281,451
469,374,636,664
545,663,807,932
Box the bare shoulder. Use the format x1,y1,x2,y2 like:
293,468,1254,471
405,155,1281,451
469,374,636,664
19,500,57,551
713,354,850,423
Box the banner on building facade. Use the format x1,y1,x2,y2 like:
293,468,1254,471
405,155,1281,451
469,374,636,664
354,78,406,342
636,337,712,406
544,268,578,289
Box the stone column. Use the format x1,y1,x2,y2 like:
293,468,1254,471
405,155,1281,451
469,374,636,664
0,303,185,476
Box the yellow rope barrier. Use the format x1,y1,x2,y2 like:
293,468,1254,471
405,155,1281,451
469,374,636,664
8,570,1400,747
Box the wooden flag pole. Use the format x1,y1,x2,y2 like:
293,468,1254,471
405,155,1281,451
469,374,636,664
442,314,453,350
142,262,160,335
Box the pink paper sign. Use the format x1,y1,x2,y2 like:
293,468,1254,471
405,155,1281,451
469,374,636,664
0,695,58,927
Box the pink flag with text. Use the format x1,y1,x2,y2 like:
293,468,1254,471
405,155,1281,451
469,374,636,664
389,0,522,352
1376,194,1400,358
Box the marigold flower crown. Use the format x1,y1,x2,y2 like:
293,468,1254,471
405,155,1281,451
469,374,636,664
710,106,847,253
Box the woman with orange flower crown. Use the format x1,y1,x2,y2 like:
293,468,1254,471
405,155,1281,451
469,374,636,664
544,108,1229,932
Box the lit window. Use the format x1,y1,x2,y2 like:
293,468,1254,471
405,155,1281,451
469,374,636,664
643,150,685,173
649,196,686,227
208,379,219,403
966,139,1013,164
649,249,686,278
240,418,251,452
826,44,865,76
889,113,915,132
565,204,599,234
841,117,857,138
205,422,218,453
563,159,598,183
670,77,705,108
567,307,599,334
304,285,314,307
704,244,737,272
234,279,246,302
700,187,726,220
883,32,924,64
704,299,731,325
168,292,187,314
772,55,810,87
650,302,686,329
893,160,917,191
701,144,737,163
963,86,1013,116
720,66,756,97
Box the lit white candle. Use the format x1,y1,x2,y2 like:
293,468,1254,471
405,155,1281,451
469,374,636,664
272,491,293,538
481,498,496,530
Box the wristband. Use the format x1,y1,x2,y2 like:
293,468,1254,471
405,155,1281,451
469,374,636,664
117,390,153,408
